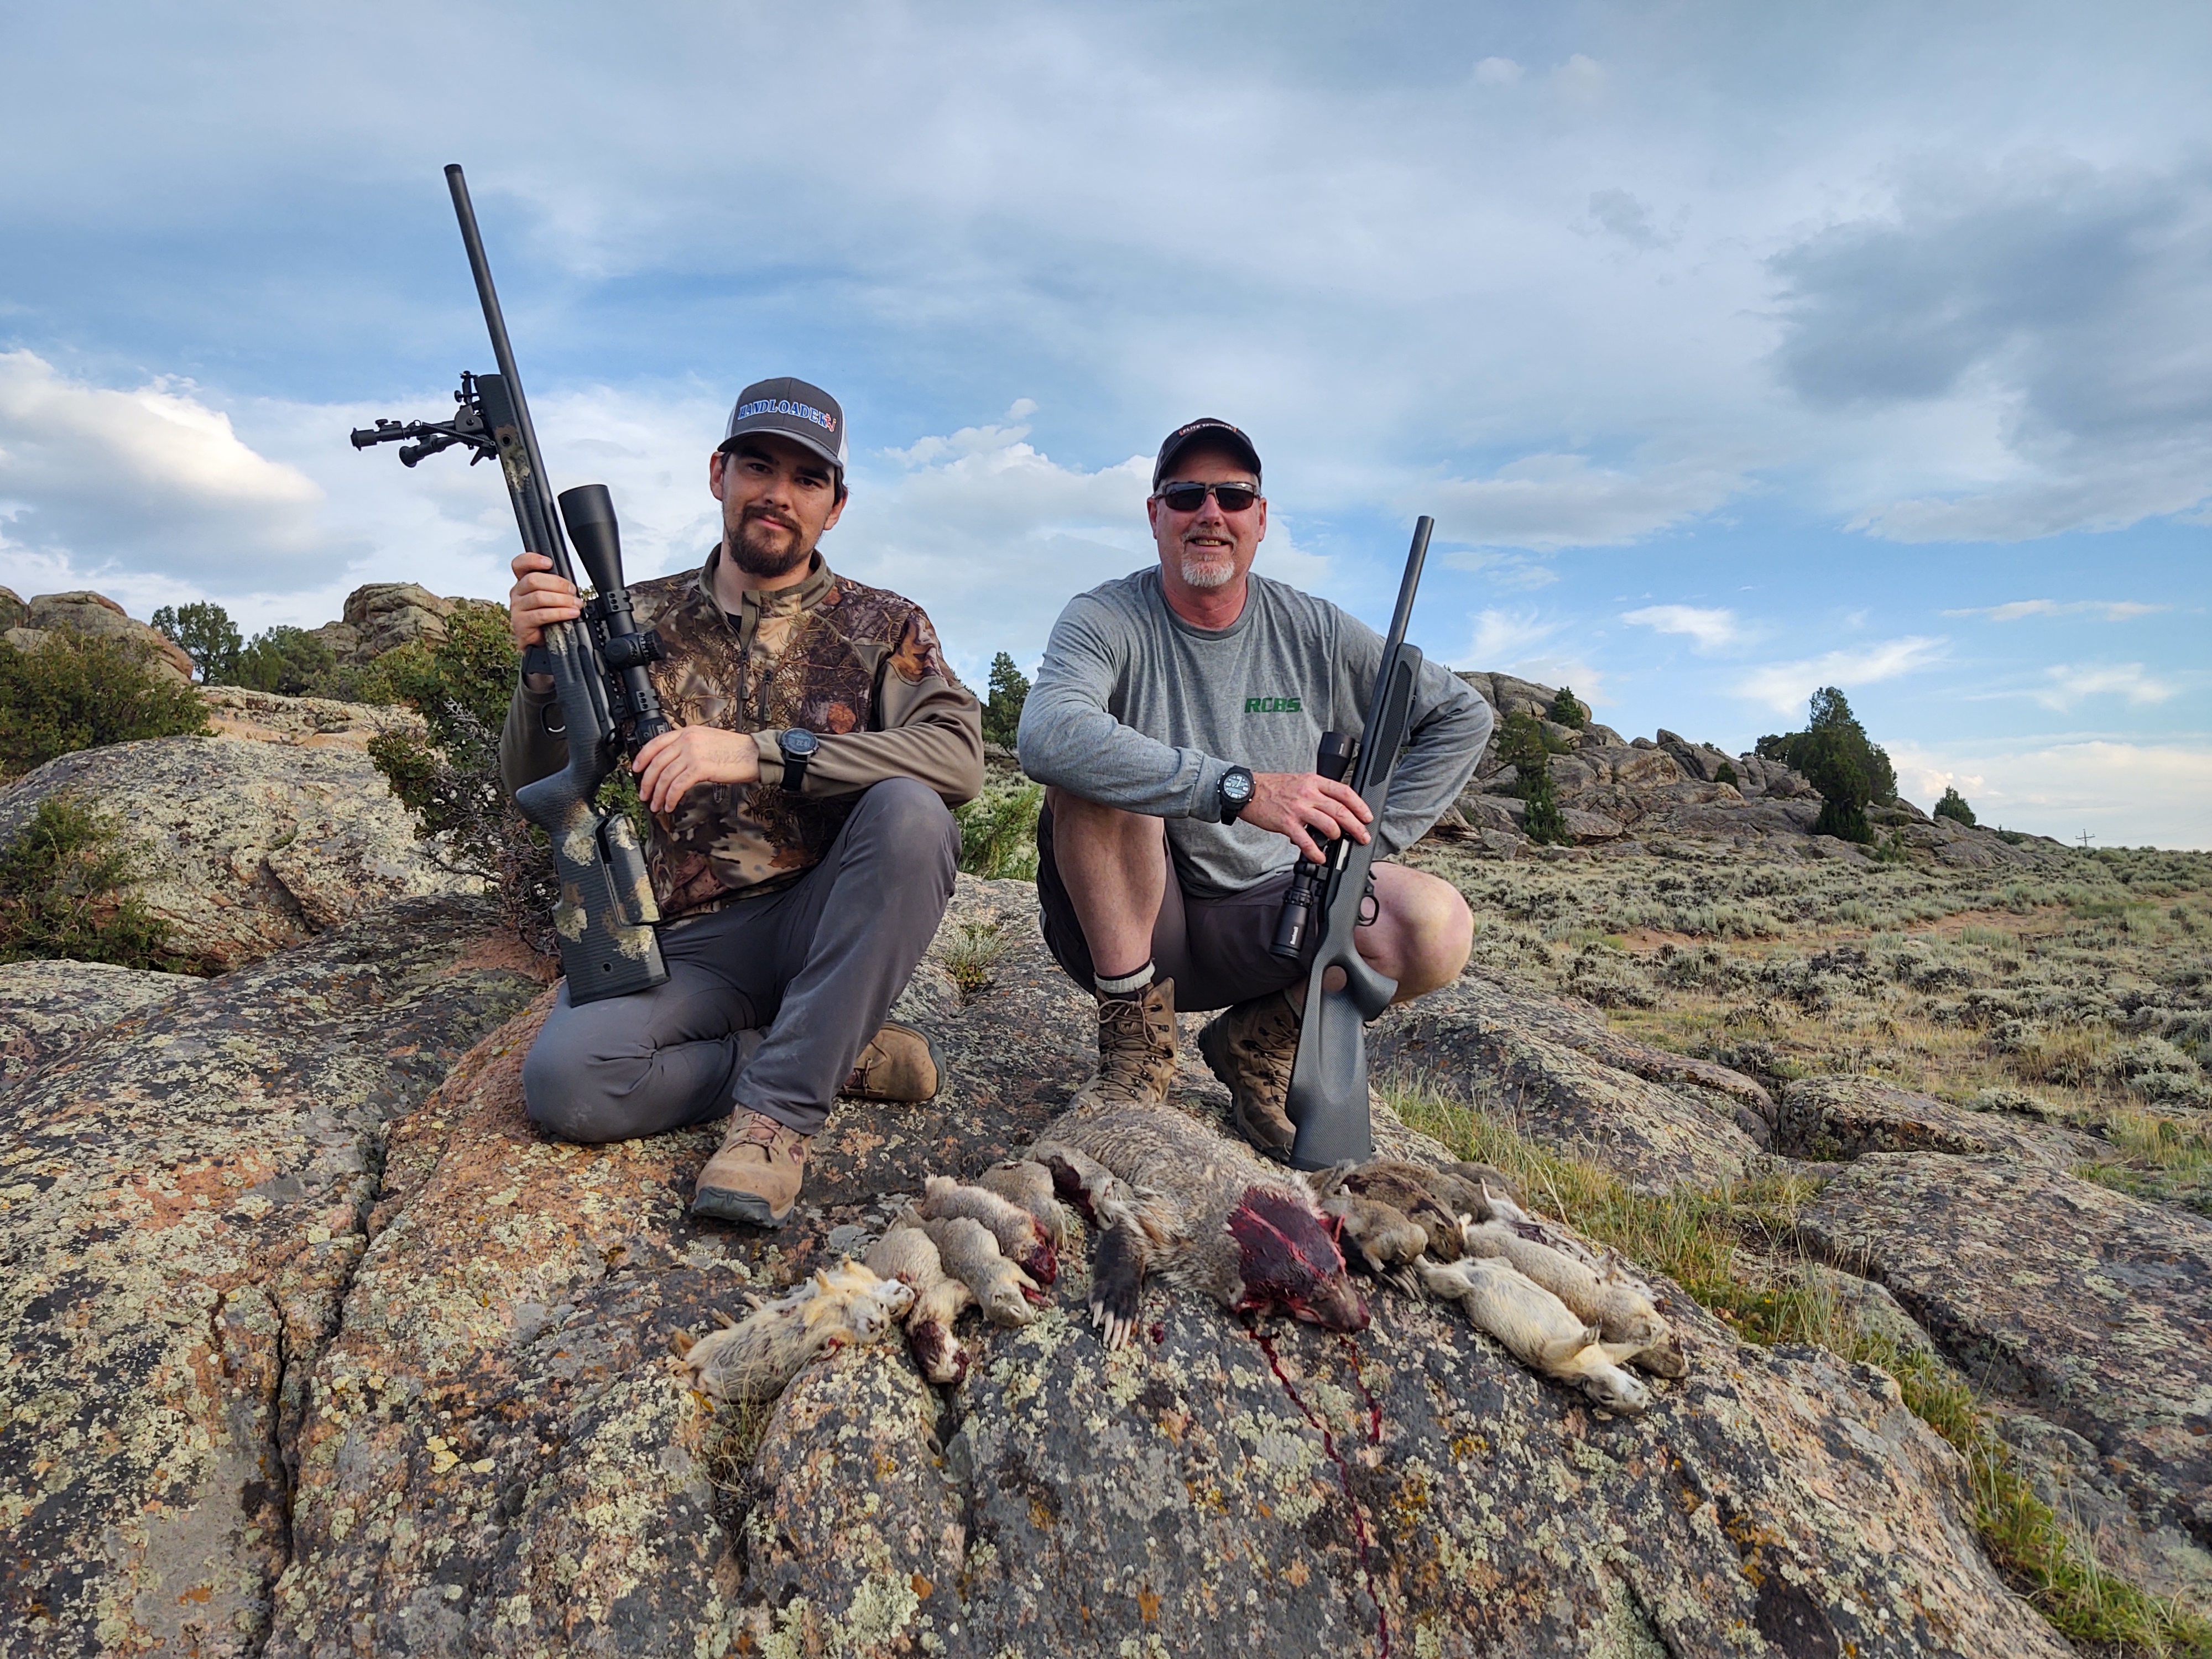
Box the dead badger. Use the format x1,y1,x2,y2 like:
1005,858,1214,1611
670,1261,914,1402
1026,1100,1368,1348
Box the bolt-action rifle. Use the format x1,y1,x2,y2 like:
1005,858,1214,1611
1277,515,1433,1169
351,164,671,1004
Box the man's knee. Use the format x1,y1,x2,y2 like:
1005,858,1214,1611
855,776,959,874
522,1020,628,1145
1387,869,1474,993
1044,786,1159,846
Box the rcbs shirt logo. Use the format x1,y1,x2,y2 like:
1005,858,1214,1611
1244,696,1303,713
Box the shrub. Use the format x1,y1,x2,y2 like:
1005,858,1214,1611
1496,709,1571,844
0,634,210,778
1547,685,1589,730
151,602,242,682
367,607,557,950
0,795,186,970
982,652,1030,750
1934,786,1976,827
233,625,338,697
956,777,1042,880
1715,760,1739,786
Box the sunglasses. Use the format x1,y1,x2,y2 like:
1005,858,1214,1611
1155,481,1261,514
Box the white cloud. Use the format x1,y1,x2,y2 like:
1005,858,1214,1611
1621,604,1742,650
1462,607,1558,665
0,350,331,585
2028,662,2182,711
1426,452,1745,552
1731,635,1948,716
1943,598,2168,622
1888,738,2212,850
1472,56,1523,85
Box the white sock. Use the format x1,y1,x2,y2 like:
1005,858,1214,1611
1095,961,1156,998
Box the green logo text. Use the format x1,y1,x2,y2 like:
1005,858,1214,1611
1244,696,1303,713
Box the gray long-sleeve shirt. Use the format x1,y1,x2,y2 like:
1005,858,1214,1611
1018,566,1491,896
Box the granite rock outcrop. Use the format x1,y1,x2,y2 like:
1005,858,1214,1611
0,733,481,971
0,878,2080,1657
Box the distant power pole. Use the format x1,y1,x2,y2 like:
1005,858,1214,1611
2078,830,2096,851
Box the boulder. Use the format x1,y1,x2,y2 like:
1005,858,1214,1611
25,589,196,681
1368,977,1770,1187
239,881,2060,1657
1798,1155,2212,1596
0,898,545,1653
0,956,200,1089
0,586,25,629
1559,806,1624,842
326,583,463,663
1775,1076,2095,1165
0,734,482,971
197,686,428,753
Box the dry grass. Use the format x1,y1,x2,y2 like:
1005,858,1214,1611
940,917,1009,998
1408,840,2212,1214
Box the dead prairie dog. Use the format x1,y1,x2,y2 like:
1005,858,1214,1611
977,1159,1068,1247
1319,1191,1429,1276
1329,1161,1470,1258
1460,1220,1680,1373
1420,1257,1653,1417
865,1224,975,1384
920,1175,1057,1285
915,1213,1040,1326
670,1260,913,1402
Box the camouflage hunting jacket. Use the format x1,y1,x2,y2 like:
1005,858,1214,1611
500,548,983,922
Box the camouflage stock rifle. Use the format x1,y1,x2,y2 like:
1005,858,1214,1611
351,164,670,1004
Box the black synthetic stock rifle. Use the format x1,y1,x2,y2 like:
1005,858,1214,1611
351,164,671,1004
1281,515,1433,1169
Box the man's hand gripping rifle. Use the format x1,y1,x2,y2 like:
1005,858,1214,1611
1272,516,1433,1170
351,164,671,1005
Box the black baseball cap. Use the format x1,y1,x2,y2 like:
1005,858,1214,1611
718,377,849,476
1152,417,1262,491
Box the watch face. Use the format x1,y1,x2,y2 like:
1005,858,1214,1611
1223,770,1254,807
784,729,820,757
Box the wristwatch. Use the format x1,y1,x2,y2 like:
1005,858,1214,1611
779,728,820,792
1217,765,1256,823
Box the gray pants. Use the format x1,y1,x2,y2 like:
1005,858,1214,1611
523,777,959,1142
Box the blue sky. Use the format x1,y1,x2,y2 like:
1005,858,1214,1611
2,2,2208,845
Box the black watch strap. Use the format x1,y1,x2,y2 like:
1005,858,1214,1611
780,731,818,791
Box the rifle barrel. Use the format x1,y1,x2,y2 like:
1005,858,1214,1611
444,163,572,582
1383,515,1433,653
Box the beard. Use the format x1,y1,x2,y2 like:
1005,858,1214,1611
1180,550,1237,589
727,507,815,578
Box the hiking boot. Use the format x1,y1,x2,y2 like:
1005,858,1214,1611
1199,992,1300,1156
842,1021,943,1104
1068,978,1178,1110
692,1110,811,1226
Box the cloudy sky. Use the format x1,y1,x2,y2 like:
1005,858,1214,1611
3,2,2208,845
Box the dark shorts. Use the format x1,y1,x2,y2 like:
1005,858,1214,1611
1035,802,1319,1014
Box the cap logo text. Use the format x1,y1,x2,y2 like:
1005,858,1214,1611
737,398,838,432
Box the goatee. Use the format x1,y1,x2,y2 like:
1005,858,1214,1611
1180,555,1235,590
728,515,814,579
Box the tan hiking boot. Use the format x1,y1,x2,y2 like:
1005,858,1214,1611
692,1111,811,1226
1198,992,1300,1156
841,1021,943,1104
1068,977,1178,1110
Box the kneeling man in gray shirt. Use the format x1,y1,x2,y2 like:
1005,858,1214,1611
1018,418,1493,1154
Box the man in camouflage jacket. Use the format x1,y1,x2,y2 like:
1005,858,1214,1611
500,377,983,1225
